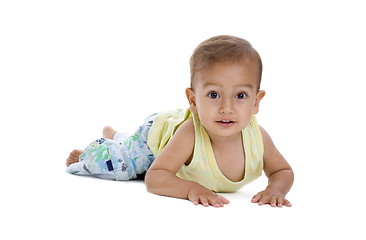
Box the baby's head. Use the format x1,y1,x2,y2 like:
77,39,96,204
190,35,262,91
186,35,265,137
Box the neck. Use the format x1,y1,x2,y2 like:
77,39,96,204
207,131,242,147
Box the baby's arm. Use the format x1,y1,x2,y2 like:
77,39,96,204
251,126,294,207
145,119,229,207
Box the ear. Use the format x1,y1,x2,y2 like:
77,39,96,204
253,90,266,114
185,88,197,113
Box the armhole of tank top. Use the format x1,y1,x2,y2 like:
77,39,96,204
252,115,264,156
248,116,265,180
180,118,198,169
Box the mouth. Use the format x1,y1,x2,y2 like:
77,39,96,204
216,120,236,127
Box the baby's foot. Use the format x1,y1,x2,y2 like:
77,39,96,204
103,126,117,139
66,149,83,166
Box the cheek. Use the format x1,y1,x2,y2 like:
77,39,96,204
196,98,212,112
238,103,255,120
196,107,215,125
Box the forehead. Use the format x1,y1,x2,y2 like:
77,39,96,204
193,61,260,90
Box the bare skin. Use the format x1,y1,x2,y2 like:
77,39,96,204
66,126,118,167
146,62,294,208
102,126,117,140
66,149,83,166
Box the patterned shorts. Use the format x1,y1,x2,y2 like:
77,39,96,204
66,114,156,180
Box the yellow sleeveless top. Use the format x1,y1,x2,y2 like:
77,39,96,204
147,109,264,193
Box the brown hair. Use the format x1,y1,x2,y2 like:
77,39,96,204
190,35,262,90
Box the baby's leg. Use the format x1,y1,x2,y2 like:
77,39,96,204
123,115,156,175
66,149,83,166
66,126,116,167
66,138,132,180
66,115,156,180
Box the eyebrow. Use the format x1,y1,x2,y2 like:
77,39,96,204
202,82,255,89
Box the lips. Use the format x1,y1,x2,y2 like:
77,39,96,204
216,120,236,127
220,120,232,123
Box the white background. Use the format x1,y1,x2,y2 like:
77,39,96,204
1,0,365,239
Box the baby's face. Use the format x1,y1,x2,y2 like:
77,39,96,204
187,62,265,139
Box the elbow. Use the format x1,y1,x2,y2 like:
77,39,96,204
144,169,155,193
145,169,163,194
145,168,174,195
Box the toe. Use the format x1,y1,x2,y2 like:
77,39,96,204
66,158,72,166
71,149,83,155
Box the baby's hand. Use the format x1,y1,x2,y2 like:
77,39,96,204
187,185,229,208
251,188,292,207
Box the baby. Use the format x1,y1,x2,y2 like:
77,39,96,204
66,35,294,208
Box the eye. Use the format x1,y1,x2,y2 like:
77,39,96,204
208,91,219,99
236,92,247,99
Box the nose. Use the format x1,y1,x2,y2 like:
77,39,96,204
219,98,234,114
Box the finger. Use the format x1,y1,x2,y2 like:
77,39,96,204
284,199,292,207
207,196,221,208
188,196,199,206
276,197,284,208
258,195,270,206
270,197,277,207
214,196,225,207
217,195,230,205
251,193,261,203
199,197,209,207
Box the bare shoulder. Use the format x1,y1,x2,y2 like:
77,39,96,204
171,118,195,148
258,125,292,177
176,118,195,139
258,125,275,151
148,118,195,174
169,118,195,160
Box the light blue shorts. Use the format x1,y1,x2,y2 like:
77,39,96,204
66,114,156,180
